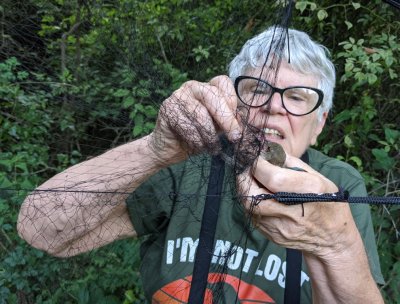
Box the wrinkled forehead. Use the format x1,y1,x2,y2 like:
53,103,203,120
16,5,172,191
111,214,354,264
243,60,318,88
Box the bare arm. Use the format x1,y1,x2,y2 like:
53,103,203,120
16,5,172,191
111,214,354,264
18,75,241,257
17,135,179,257
304,235,382,303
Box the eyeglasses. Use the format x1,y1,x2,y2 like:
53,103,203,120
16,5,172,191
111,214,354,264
234,76,324,116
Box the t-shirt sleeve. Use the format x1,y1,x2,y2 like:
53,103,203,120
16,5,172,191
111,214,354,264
344,176,385,285
310,151,385,285
318,159,385,284
126,166,177,237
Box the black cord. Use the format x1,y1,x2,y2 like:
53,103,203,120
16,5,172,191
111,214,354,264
254,189,400,205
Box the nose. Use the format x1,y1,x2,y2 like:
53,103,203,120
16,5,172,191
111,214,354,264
262,92,287,115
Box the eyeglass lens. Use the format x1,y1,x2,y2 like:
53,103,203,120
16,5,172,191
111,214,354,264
237,77,320,115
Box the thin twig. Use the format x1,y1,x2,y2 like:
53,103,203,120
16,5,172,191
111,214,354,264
383,205,400,239
156,34,169,64
0,111,22,123
61,21,82,74
1,228,13,245
0,240,10,253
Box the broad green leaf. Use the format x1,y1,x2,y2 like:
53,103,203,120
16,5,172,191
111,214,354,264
15,163,28,173
345,21,353,29
367,74,378,85
372,148,395,170
349,156,362,168
0,176,13,188
385,128,400,142
133,125,143,137
295,1,307,13
333,109,353,123
0,159,12,171
113,89,130,97
344,135,353,148
317,9,328,21
136,88,150,98
123,96,135,108
135,103,145,112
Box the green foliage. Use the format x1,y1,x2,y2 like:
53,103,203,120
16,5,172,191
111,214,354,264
0,57,51,188
294,1,399,301
0,239,144,304
1,0,399,303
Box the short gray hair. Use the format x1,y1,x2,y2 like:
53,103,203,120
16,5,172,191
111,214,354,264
228,27,336,120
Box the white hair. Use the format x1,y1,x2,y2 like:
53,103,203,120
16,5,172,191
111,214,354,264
228,26,336,120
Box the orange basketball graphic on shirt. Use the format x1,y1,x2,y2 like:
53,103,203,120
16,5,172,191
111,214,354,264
152,273,275,303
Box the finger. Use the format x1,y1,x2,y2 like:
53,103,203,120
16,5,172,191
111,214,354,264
160,89,220,154
254,157,337,194
208,75,237,112
238,170,291,217
285,154,338,192
192,76,242,142
284,154,318,174
238,170,315,222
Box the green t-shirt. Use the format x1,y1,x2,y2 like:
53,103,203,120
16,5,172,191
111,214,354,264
127,148,384,303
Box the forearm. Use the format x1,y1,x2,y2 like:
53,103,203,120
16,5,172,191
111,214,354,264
17,134,180,256
304,228,383,304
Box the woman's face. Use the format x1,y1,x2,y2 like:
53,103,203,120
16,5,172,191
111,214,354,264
241,62,327,158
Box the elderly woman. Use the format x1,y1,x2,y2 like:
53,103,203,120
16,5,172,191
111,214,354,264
18,27,384,303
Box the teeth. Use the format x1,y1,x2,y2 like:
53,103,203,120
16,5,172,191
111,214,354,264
263,128,283,138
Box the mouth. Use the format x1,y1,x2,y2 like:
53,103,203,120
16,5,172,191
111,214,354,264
262,127,284,140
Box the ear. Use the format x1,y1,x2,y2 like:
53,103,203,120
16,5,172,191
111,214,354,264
310,112,328,145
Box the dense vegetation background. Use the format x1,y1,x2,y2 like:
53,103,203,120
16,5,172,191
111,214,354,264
0,0,399,303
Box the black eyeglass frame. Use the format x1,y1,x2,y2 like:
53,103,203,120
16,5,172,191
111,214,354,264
234,76,324,116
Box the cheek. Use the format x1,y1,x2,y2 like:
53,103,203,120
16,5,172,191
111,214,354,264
290,118,318,144
307,120,323,145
